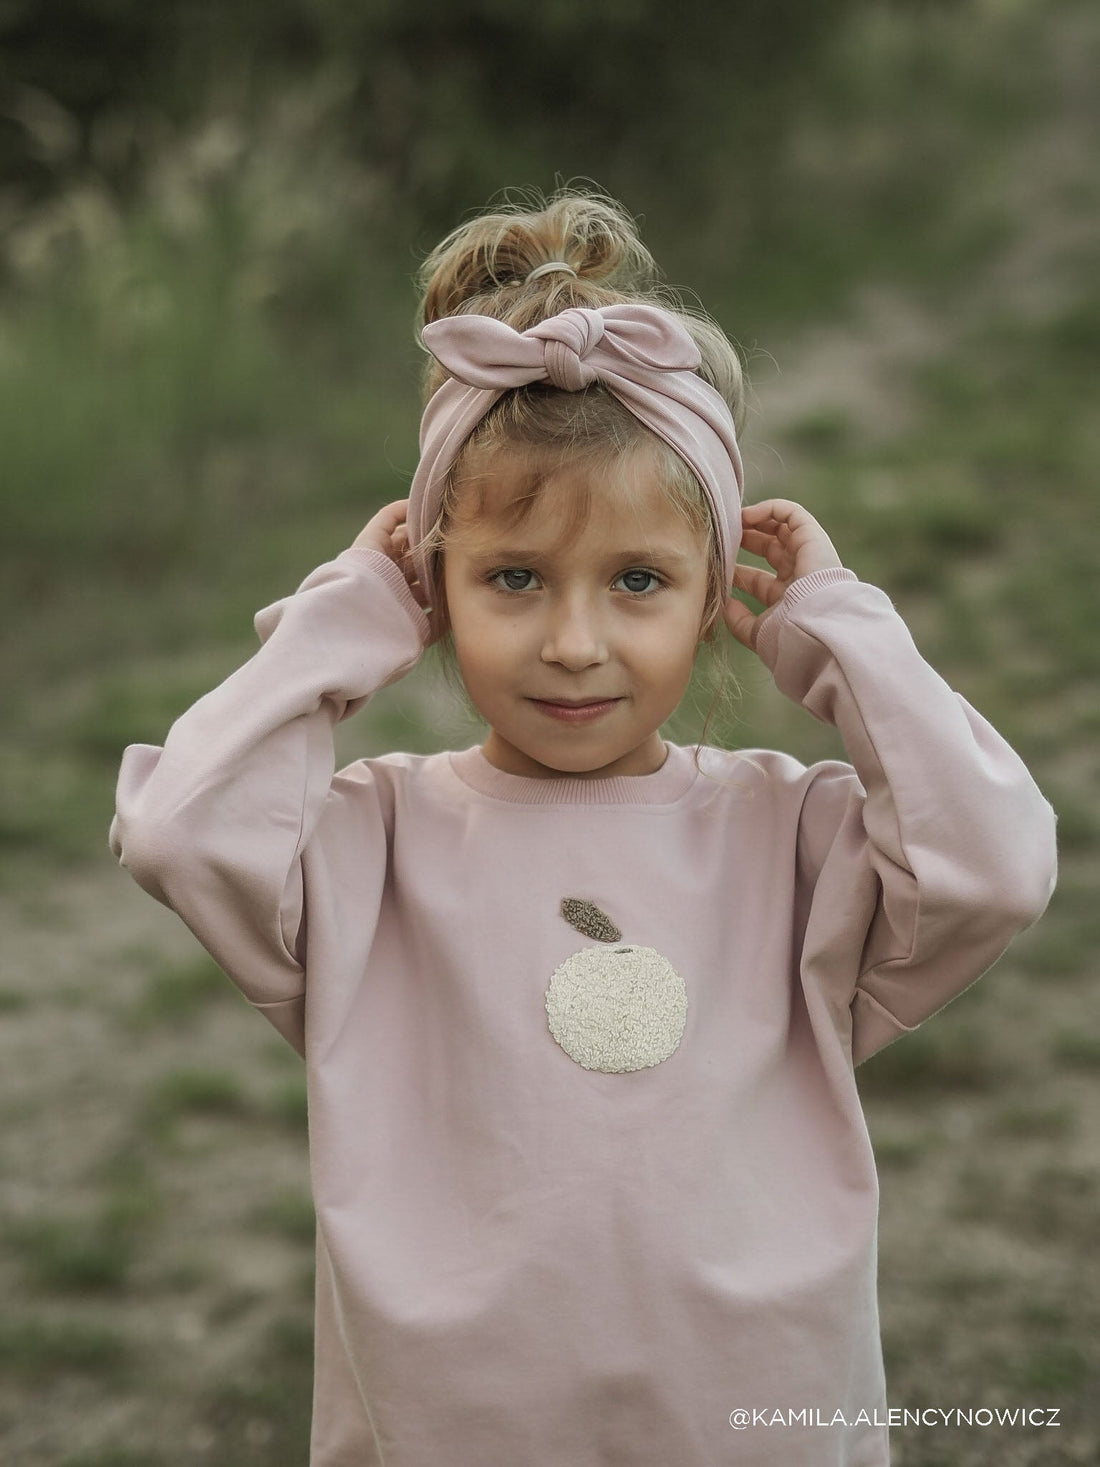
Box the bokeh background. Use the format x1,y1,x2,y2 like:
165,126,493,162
2,2,1098,1463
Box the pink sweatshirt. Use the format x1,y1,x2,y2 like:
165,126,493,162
110,548,1056,1466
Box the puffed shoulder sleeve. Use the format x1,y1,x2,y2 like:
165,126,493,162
756,569,1057,1065
109,547,430,1053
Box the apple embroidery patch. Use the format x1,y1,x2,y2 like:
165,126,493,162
546,898,688,1073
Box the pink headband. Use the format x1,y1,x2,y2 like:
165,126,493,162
406,304,744,591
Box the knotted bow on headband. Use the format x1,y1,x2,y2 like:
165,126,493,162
405,304,744,592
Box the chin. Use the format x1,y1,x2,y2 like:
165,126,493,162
537,749,609,772
528,743,621,776
558,751,633,778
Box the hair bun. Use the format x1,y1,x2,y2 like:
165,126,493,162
418,187,658,327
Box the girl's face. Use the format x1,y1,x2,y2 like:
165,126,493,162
441,450,711,780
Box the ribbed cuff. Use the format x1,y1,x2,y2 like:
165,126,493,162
753,567,859,667
337,545,432,647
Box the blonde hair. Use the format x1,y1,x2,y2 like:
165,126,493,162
415,185,746,750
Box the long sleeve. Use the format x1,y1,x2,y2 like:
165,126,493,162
755,569,1057,1065
109,546,430,1053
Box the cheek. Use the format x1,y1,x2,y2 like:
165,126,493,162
449,608,517,691
646,636,705,704
441,571,484,644
635,605,706,667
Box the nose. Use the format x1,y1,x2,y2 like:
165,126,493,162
540,591,610,671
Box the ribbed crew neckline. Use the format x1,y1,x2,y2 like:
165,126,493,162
448,740,700,806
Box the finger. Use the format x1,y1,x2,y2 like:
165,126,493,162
742,498,804,526
722,595,758,650
732,562,784,605
742,520,795,555
745,500,828,554
377,498,411,532
739,526,777,554
739,527,792,571
743,500,841,579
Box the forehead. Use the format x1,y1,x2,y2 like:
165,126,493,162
446,448,705,558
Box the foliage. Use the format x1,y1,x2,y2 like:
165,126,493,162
2,0,898,235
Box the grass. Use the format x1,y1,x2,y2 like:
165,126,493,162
4,1145,163,1296
871,1132,939,1171
0,1316,131,1379
926,1268,1011,1303
261,1077,310,1131
1014,912,1099,982
857,1020,1002,1099
127,955,233,1029
201,1335,314,1466
952,1161,1097,1248
1051,1031,1100,1071
252,1190,316,1246
6,1214,139,1293
142,1067,252,1142
59,1453,163,1467
1011,1341,1091,1395
987,1103,1076,1140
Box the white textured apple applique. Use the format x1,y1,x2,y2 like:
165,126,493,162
545,898,688,1073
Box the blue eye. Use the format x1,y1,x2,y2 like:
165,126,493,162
491,568,539,592
617,569,661,595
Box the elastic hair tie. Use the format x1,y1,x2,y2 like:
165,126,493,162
524,261,578,284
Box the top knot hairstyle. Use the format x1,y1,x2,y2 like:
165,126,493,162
413,188,748,646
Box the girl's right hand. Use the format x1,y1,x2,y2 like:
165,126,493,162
354,499,432,613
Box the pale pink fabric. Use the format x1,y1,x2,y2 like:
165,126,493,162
407,305,744,590
110,549,1056,1466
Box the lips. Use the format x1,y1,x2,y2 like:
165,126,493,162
528,695,624,724
530,697,622,707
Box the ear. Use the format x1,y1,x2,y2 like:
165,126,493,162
425,558,452,645
427,599,452,648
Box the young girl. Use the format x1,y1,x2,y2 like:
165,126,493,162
111,191,1056,1467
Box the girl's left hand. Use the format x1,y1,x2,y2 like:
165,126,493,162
723,499,843,650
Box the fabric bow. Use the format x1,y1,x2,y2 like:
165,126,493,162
406,305,743,591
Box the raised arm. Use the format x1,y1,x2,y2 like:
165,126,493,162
110,502,431,1052
727,500,1057,1065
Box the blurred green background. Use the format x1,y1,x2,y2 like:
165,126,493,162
2,1,1098,1463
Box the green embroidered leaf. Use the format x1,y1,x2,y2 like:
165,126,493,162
560,897,622,944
